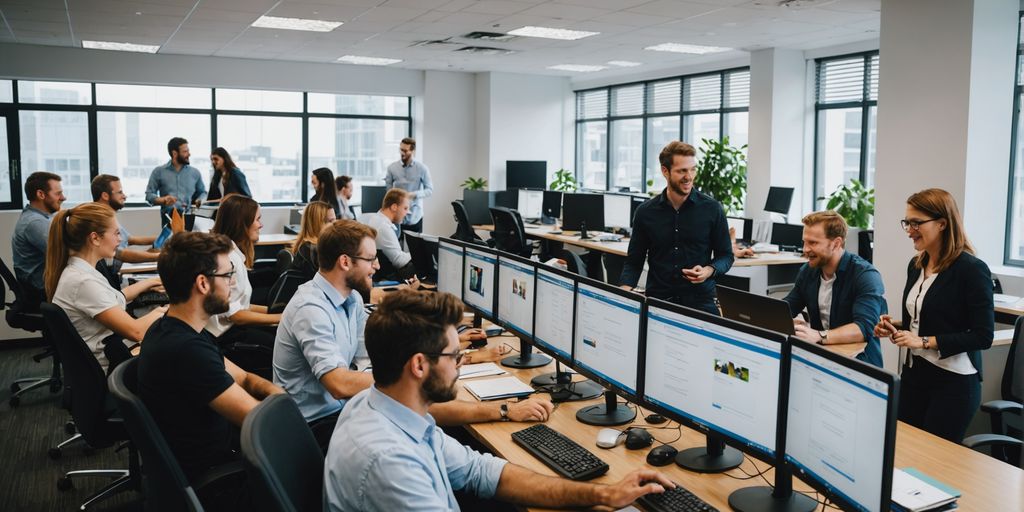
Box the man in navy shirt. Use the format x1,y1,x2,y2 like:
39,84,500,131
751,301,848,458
620,141,733,314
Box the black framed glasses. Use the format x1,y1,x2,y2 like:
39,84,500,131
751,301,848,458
424,349,466,365
207,262,236,281
348,254,378,264
900,218,939,231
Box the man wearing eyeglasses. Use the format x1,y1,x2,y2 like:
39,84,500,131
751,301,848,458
273,220,553,449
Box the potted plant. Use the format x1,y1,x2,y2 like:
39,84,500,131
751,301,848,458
461,177,488,190
819,179,874,229
693,137,747,215
549,168,578,192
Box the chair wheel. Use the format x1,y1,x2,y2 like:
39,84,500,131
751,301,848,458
64,421,76,435
57,476,74,491
9,396,19,407
48,448,62,460
10,383,20,393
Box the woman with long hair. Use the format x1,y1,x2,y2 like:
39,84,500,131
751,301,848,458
45,202,166,373
288,201,336,281
205,147,252,204
874,188,993,442
310,167,342,219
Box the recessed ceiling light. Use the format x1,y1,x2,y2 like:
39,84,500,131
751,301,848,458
607,60,642,67
337,55,402,66
644,43,732,55
82,40,159,53
251,15,343,32
508,26,599,41
547,64,607,73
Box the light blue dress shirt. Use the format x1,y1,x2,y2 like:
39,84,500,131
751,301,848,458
385,159,433,225
12,205,52,291
272,273,367,421
324,386,508,512
145,160,207,219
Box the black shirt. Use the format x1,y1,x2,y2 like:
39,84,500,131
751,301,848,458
138,315,236,480
288,241,320,283
621,189,734,301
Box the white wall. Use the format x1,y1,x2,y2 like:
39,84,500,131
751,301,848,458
420,71,478,237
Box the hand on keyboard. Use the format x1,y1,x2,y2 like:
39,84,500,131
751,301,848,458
602,469,676,509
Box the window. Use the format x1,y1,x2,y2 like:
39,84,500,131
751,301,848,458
308,117,409,202
217,115,302,203
96,84,210,109
814,52,879,207
20,110,91,204
575,68,749,192
0,80,11,103
0,119,10,203
216,89,302,112
18,81,91,105
1006,14,1024,264
308,93,409,117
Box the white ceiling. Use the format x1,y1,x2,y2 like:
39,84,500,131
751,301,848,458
0,0,880,79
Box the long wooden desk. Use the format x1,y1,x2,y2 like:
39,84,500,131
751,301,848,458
459,337,1023,512
120,233,297,274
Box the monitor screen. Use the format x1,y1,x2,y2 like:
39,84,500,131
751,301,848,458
603,194,632,229
786,342,896,512
497,254,536,337
542,190,563,219
644,303,782,459
506,161,547,189
534,267,576,362
771,223,804,250
764,186,794,215
462,190,493,226
463,246,497,317
361,186,387,214
727,217,748,243
573,281,642,395
493,190,516,209
437,238,464,297
562,193,605,232
517,189,544,220
630,197,646,227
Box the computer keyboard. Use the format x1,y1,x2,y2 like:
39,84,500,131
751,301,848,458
511,424,609,481
134,291,169,307
638,482,718,512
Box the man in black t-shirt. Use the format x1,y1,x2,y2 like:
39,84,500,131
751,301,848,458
139,232,283,483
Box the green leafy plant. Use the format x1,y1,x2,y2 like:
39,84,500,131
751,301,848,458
819,179,875,229
693,137,747,215
461,177,488,190
646,179,658,197
549,168,578,192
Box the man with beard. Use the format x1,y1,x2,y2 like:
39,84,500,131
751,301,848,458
620,141,733,315
385,137,433,233
325,290,675,511
273,220,552,449
139,232,283,489
145,137,207,226
782,211,885,367
12,171,64,308
91,174,160,273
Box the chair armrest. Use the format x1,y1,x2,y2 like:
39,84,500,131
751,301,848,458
193,459,246,492
980,400,1024,415
963,433,1023,451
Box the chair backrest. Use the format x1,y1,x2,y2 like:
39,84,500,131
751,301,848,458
0,256,45,327
267,270,308,315
1003,315,1024,404
451,201,484,245
274,249,293,278
489,207,531,257
375,249,400,282
240,394,324,512
404,231,439,282
602,254,626,287
857,229,874,263
550,248,586,276
108,359,204,512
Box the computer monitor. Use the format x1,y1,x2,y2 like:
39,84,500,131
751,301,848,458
572,278,644,425
785,340,899,512
643,298,785,472
361,185,387,214
496,252,551,369
517,189,544,220
764,186,794,215
727,216,753,245
716,285,796,336
771,223,804,252
542,190,563,222
603,193,632,229
437,237,465,298
562,193,605,238
506,160,547,189
462,190,493,226
463,245,498,319
493,190,516,209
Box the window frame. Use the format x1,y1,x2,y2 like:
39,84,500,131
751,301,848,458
1003,13,1024,266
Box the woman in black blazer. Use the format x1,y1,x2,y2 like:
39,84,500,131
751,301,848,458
288,201,335,282
206,147,252,204
874,188,993,443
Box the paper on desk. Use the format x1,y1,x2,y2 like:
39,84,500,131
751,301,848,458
462,376,535,401
994,293,1021,304
891,468,957,512
458,362,507,380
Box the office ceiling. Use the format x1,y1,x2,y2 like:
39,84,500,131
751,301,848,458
0,0,880,79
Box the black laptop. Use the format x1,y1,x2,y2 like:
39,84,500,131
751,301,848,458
716,285,796,336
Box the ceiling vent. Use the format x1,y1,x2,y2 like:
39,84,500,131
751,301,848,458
462,31,517,42
455,46,515,56
410,38,462,48
751,0,839,7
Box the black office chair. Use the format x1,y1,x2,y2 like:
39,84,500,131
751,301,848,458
857,229,874,263
373,250,417,283
489,207,537,258
273,249,293,279
451,200,487,246
964,315,1024,467
40,303,140,509
1,257,60,407
404,231,439,284
549,248,587,276
602,254,626,287
267,269,307,315
240,394,324,512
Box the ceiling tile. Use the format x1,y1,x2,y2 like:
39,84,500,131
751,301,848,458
517,3,612,20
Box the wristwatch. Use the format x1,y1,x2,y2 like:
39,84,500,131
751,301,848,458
500,403,510,422
817,330,828,345
922,336,931,350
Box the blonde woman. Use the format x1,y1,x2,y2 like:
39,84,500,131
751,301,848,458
288,201,335,281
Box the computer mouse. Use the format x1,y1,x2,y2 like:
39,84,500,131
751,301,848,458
645,413,667,425
646,444,678,466
595,428,626,449
625,428,654,450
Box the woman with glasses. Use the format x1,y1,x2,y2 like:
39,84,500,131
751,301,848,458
874,188,993,442
288,201,336,282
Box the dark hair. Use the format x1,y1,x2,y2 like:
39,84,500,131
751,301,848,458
335,175,352,190
401,137,416,151
24,171,61,201
158,232,234,304
317,220,377,272
45,203,116,300
167,137,188,157
382,188,409,210
658,140,696,170
311,167,341,213
90,174,120,202
212,195,259,268
211,147,238,176
366,290,464,386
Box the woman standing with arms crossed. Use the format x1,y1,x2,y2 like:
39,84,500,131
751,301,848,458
874,188,993,442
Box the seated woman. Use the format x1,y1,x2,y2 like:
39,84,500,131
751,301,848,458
45,202,167,374
204,147,252,204
288,201,335,282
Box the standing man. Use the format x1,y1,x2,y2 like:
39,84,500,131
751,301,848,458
384,137,433,233
146,137,206,226
92,174,160,273
12,171,64,308
620,141,734,315
782,211,885,367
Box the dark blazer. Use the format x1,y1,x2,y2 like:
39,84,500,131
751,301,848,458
288,241,319,283
207,167,252,201
901,252,993,376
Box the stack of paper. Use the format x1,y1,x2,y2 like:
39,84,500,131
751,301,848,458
458,363,507,380
462,376,535,401
891,468,961,512
994,293,1021,304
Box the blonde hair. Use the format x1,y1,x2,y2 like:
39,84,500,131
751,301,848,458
45,203,116,300
801,210,848,240
907,188,974,273
382,188,409,210
291,201,333,254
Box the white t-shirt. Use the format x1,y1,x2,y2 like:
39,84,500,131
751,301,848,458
205,242,252,337
52,257,128,373
905,271,976,375
818,273,836,330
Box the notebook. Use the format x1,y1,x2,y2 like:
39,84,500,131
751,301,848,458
462,376,535,401
891,468,960,512
458,362,507,380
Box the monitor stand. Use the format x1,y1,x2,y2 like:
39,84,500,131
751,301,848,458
500,336,552,369
541,214,556,225
578,220,592,240
472,311,483,328
530,361,603,402
576,390,635,426
675,433,743,473
728,464,816,512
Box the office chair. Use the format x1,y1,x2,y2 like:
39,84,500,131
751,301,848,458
41,303,140,509
451,201,487,246
267,269,307,315
489,207,537,258
548,248,587,277
857,229,874,263
1,256,60,407
963,315,1023,467
404,231,439,284
602,254,626,287
374,250,416,282
240,395,324,512
273,249,293,279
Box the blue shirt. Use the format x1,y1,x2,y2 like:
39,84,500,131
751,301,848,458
782,251,885,367
12,205,52,292
145,160,207,217
385,159,433,225
272,273,367,421
324,386,508,512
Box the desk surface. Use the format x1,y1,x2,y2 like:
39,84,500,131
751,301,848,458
459,337,1022,512
255,233,297,246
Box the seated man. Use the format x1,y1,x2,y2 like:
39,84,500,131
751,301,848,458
357,188,416,281
782,211,884,367
91,174,160,284
273,220,551,448
325,289,673,511
139,232,284,486
12,171,64,308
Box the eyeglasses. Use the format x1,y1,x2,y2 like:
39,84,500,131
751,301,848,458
900,218,939,231
424,349,465,365
348,254,378,264
207,262,236,281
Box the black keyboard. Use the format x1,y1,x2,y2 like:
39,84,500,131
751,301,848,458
510,424,609,481
134,291,169,306
638,482,717,512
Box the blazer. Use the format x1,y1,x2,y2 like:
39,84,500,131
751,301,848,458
901,251,993,376
207,167,252,201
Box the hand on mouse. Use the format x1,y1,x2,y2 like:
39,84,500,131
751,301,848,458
597,469,675,508
506,398,554,422
458,328,486,344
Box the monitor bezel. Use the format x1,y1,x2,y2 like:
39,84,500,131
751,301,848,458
436,237,467,300
461,243,500,321
531,264,579,368
542,190,563,219
764,186,795,215
562,192,606,233
494,251,539,340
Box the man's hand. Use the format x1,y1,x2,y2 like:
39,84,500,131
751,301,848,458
158,195,177,206
599,469,675,509
458,328,486,344
873,314,897,338
619,285,634,292
506,398,554,422
793,322,821,344
682,265,714,284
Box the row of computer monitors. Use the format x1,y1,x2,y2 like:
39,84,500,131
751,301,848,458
438,236,900,512
463,188,645,231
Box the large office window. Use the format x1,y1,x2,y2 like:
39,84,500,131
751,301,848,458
575,68,749,193
218,115,302,202
814,52,879,208
1005,15,1024,265
308,117,409,203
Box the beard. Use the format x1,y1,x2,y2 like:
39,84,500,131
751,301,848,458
176,154,190,166
202,283,230,316
422,365,458,404
668,178,690,197
347,273,372,303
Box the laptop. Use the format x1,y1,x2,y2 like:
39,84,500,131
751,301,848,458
715,285,796,335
